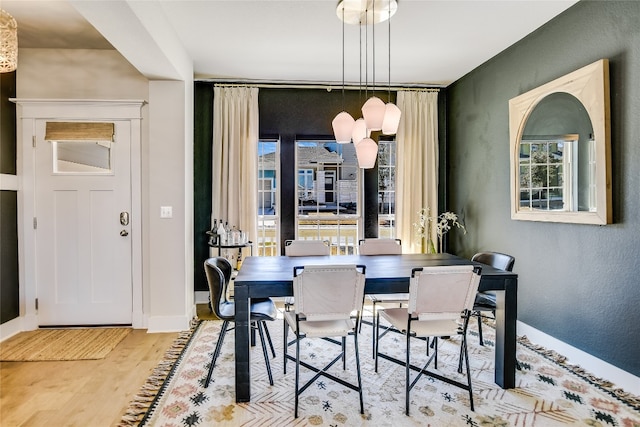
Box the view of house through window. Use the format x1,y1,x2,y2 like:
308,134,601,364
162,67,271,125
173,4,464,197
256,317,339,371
257,139,279,255
296,140,359,254
256,138,397,256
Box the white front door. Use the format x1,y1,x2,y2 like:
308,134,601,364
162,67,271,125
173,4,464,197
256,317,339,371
34,120,132,325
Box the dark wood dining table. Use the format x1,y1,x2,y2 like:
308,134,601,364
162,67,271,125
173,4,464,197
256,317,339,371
232,252,518,403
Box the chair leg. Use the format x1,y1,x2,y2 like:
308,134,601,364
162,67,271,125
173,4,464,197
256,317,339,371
405,326,411,416
371,300,377,358
262,320,276,358
477,312,484,346
205,320,229,388
283,317,288,375
257,321,274,386
294,331,301,418
462,315,475,411
353,331,364,414
342,336,346,370
374,311,380,372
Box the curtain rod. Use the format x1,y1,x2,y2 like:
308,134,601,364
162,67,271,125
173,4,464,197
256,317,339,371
197,79,441,92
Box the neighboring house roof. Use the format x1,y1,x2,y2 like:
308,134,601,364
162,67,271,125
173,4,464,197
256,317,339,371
259,146,346,169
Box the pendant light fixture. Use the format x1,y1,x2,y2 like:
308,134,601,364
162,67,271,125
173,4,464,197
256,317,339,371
332,3,355,143
381,0,401,135
360,0,385,131
0,9,18,73
334,0,398,168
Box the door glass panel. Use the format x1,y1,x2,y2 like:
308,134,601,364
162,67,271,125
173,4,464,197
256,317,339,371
53,141,112,174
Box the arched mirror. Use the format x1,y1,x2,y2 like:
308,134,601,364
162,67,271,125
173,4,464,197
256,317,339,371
509,59,611,224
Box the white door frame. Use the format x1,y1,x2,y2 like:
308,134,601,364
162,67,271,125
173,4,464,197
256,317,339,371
12,99,146,330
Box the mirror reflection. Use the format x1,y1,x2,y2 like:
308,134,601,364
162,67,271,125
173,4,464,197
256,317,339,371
519,93,595,212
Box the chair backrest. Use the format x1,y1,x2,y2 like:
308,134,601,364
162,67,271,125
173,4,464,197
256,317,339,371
204,257,233,320
358,238,402,255
285,239,331,256
408,265,482,321
292,264,366,321
471,252,515,272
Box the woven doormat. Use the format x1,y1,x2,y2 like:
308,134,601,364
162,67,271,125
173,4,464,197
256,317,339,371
0,327,131,361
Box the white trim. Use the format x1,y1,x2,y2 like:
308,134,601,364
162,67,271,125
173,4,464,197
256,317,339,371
0,313,39,342
0,174,18,191
0,317,22,342
517,321,639,395
147,314,192,333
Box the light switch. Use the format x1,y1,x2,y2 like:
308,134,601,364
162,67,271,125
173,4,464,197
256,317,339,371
160,206,173,218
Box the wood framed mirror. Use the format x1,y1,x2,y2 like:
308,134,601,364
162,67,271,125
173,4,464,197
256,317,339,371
509,59,611,224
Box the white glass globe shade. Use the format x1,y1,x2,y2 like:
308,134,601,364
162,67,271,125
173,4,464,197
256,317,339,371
332,111,355,143
352,118,368,145
381,102,401,135
362,96,386,131
355,137,378,169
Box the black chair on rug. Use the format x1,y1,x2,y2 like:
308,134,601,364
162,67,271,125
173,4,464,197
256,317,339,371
203,257,278,388
469,252,515,346
375,265,482,414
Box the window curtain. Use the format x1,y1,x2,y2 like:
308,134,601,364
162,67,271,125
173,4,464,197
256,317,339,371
395,90,439,253
211,86,259,245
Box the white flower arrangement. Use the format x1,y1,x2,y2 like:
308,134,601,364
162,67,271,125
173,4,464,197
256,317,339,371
414,208,466,253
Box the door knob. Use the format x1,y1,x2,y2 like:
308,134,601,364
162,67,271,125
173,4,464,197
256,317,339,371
120,229,129,237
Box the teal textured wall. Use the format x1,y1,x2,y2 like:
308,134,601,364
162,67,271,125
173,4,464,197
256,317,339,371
446,1,640,376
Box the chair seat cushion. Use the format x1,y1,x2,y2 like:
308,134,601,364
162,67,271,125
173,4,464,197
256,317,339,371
217,302,235,320
380,307,461,338
284,311,355,338
250,298,278,321
473,291,496,310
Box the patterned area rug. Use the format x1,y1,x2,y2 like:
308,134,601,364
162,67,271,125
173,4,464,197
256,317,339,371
0,327,131,361
120,318,639,426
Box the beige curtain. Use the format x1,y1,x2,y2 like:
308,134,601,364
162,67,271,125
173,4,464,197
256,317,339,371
395,90,439,254
211,86,259,245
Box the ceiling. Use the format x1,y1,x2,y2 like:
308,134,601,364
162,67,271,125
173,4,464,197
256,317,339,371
2,0,579,87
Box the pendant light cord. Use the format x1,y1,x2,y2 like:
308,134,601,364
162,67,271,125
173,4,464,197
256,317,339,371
388,0,391,101
341,4,346,111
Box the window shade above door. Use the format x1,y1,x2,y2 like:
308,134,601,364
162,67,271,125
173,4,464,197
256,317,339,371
45,122,115,142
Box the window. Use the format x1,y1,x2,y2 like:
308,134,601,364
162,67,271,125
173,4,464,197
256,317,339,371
257,139,279,256
296,140,359,254
377,139,396,237
53,140,112,174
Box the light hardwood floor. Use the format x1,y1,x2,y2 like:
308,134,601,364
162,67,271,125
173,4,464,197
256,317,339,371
0,329,179,427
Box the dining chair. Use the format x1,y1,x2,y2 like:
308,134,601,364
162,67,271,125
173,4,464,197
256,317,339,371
284,239,331,256
358,238,406,357
375,265,482,414
282,239,331,309
203,257,278,388
284,264,366,418
469,252,515,346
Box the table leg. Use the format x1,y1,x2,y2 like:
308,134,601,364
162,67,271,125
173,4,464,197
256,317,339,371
234,284,251,402
493,278,517,388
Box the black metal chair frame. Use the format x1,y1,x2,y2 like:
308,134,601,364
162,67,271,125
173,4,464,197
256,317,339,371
204,257,277,388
